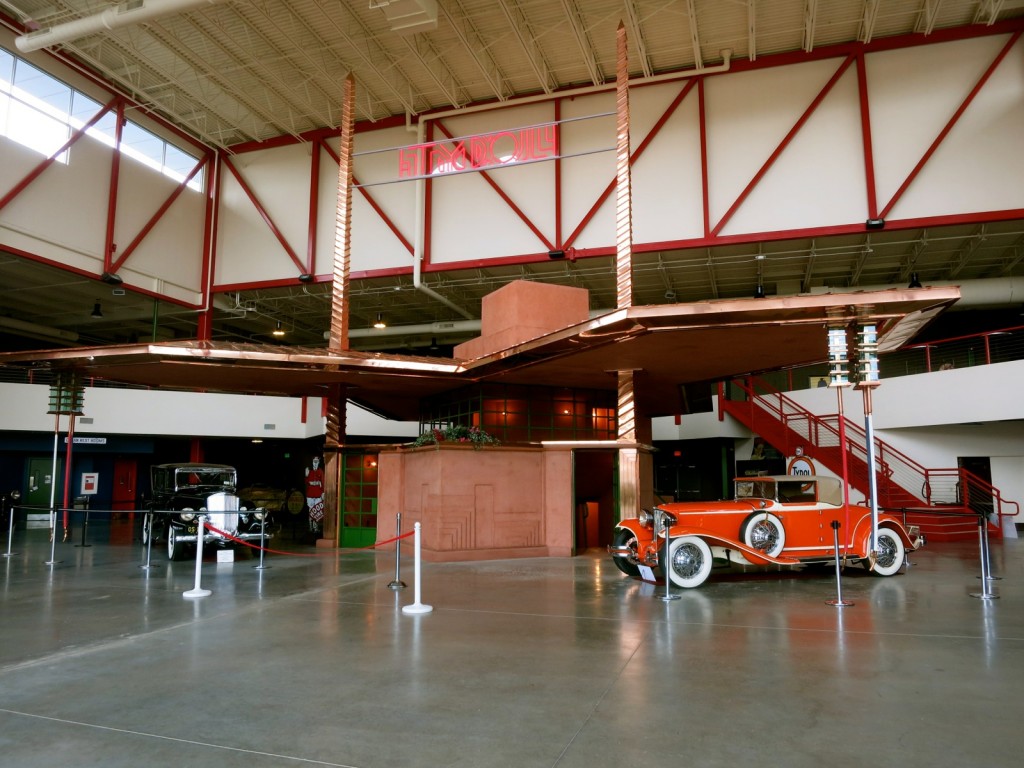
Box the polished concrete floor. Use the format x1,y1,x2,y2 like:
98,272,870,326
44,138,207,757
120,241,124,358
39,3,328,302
0,522,1021,768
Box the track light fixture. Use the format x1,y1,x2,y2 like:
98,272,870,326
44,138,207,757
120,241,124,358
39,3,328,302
90,301,103,319
373,313,387,329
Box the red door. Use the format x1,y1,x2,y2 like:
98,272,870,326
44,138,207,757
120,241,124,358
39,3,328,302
112,458,138,510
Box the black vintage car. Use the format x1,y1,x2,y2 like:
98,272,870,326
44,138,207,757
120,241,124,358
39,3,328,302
143,463,272,560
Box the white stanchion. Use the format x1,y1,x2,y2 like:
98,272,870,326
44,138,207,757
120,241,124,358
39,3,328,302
402,522,432,615
183,515,212,599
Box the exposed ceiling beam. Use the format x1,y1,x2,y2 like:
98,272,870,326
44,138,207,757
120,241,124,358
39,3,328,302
804,0,819,52
685,0,704,68
560,0,605,84
622,0,652,78
497,0,554,94
438,0,511,102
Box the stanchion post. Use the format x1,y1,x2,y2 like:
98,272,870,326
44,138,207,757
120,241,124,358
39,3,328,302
826,520,854,607
183,515,212,599
388,511,406,590
254,510,270,570
2,492,20,558
899,507,913,567
75,507,91,548
44,504,62,566
658,511,680,602
402,522,432,614
139,512,159,571
970,514,998,600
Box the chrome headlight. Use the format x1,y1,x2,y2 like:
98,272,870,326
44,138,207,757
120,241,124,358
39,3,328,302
659,511,677,527
638,508,653,527
254,510,267,521
179,509,196,522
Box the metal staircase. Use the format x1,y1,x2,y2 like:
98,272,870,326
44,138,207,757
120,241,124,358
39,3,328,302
719,377,1018,541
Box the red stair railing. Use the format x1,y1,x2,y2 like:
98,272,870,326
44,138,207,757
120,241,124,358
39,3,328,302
720,377,1018,539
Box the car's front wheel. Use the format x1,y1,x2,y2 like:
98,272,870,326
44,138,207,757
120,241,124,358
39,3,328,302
167,527,184,561
869,528,905,576
740,512,786,557
610,527,640,577
663,535,713,589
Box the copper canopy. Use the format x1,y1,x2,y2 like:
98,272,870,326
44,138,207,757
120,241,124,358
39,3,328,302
0,288,960,421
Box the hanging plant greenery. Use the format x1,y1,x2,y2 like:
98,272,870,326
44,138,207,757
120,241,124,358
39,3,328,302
412,425,500,448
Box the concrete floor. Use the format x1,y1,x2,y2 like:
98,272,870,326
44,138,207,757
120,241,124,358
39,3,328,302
0,523,1021,768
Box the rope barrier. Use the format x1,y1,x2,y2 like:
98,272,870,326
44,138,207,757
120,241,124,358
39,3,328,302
203,522,414,558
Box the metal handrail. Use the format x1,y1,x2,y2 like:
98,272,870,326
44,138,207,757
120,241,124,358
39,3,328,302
724,376,1018,531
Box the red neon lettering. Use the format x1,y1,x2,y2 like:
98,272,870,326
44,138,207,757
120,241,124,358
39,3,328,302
397,124,560,179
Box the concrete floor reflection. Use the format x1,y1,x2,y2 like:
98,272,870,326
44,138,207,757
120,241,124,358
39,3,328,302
0,526,1021,767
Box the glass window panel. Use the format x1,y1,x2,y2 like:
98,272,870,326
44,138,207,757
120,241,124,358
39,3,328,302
0,49,13,88
119,120,163,172
6,100,68,160
13,60,71,115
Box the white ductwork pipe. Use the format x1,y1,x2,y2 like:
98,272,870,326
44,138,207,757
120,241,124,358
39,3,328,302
0,315,79,343
15,0,227,53
810,277,1024,308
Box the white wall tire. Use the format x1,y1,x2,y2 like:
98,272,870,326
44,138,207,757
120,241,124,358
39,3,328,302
741,512,786,557
167,527,183,561
664,536,713,589
870,528,905,576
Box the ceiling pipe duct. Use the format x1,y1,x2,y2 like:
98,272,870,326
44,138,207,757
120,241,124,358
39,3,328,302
15,0,228,53
0,315,79,344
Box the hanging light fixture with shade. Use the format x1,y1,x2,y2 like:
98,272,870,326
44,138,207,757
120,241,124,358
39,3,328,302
373,313,387,329
90,301,103,319
272,320,285,337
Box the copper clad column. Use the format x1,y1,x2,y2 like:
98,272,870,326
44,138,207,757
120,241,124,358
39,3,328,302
614,21,633,311
614,22,647,522
322,73,357,547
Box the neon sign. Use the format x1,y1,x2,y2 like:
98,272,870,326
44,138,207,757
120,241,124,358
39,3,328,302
398,124,557,179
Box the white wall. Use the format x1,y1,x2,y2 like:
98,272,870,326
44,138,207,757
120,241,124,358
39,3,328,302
0,382,417,440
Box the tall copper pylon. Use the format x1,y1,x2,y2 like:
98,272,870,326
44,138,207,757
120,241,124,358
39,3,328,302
329,73,356,352
614,20,633,311
322,73,357,545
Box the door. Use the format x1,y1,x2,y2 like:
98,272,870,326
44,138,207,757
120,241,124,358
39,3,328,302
572,449,615,554
25,456,61,528
110,458,139,544
112,458,138,510
339,451,379,548
958,456,993,516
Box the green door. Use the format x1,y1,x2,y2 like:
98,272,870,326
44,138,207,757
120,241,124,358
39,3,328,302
25,456,62,527
339,451,379,548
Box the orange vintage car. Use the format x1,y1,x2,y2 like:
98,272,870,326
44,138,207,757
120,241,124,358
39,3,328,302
609,475,924,588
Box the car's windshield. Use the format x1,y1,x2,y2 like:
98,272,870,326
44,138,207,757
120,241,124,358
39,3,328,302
173,468,235,491
735,479,776,500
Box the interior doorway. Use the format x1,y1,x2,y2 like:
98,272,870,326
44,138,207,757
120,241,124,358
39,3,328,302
572,449,615,554
25,456,61,528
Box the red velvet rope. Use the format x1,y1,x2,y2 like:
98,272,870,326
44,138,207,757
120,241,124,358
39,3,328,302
202,522,414,558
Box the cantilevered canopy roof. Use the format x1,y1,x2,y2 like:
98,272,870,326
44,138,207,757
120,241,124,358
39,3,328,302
0,287,960,421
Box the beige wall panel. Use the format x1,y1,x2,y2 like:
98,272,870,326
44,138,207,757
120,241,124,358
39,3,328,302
110,156,206,296
558,91,615,250
630,82,705,244
215,143,309,285
868,35,1024,219
338,126,417,275
429,103,557,262
872,36,1024,219
719,64,867,235
704,58,852,233
0,137,108,271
